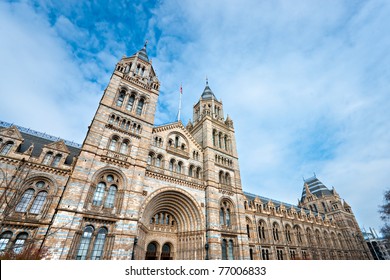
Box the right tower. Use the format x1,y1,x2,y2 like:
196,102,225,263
187,81,250,259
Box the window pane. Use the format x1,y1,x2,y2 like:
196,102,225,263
76,226,94,260
221,239,227,260
92,183,105,206
0,231,12,251
91,228,107,260
51,155,62,167
104,185,117,208
42,153,53,165
13,233,28,254
0,142,13,155
29,191,48,214
228,240,234,260
136,99,144,115
15,189,34,212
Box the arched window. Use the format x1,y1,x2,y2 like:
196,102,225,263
155,155,162,167
92,182,105,206
189,165,194,177
104,185,117,208
221,239,228,260
15,189,34,212
120,140,129,154
76,226,94,260
169,159,175,172
91,227,108,260
273,223,280,241
29,191,48,214
228,240,234,260
0,231,12,251
90,173,121,210
147,153,153,165
0,142,14,155
42,152,53,165
219,171,224,184
225,173,231,185
109,137,118,151
285,226,292,243
176,161,182,173
196,167,201,179
126,95,135,111
13,232,28,254
136,98,145,115
116,91,125,107
258,220,266,240
51,154,62,167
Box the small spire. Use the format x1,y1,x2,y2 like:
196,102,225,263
206,76,208,85
144,40,148,48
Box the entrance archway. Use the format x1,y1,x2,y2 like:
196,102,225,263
137,188,206,260
145,242,158,260
161,243,172,260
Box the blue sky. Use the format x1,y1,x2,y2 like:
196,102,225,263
1,0,390,233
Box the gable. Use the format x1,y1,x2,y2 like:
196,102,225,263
0,125,24,141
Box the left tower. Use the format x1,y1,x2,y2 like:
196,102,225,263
45,45,160,259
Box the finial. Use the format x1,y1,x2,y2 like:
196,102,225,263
144,40,148,48
206,76,208,85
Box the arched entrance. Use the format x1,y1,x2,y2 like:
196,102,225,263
137,188,205,260
161,243,172,260
145,242,158,260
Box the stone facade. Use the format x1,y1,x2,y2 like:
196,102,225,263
0,46,371,260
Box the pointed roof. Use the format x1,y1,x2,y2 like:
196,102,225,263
201,79,217,100
134,42,149,62
301,175,332,201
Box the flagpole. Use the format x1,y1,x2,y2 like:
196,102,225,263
177,84,182,122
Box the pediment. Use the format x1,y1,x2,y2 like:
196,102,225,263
44,140,70,154
0,125,24,141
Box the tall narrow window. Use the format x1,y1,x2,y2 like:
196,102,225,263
13,232,28,254
221,239,228,260
109,138,117,151
219,208,225,225
120,141,129,154
169,159,174,172
247,224,250,238
156,156,161,167
189,165,194,177
228,240,234,260
0,231,12,251
126,95,135,111
42,152,53,165
15,189,34,212
76,226,94,260
176,161,182,173
136,98,144,115
92,183,105,206
116,91,125,107
29,191,47,214
226,209,231,226
104,185,117,208
0,142,13,155
51,154,62,167
91,228,108,260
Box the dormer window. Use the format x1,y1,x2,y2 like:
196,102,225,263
42,152,53,165
0,141,14,155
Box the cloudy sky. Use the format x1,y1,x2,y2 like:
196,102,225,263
1,0,389,233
